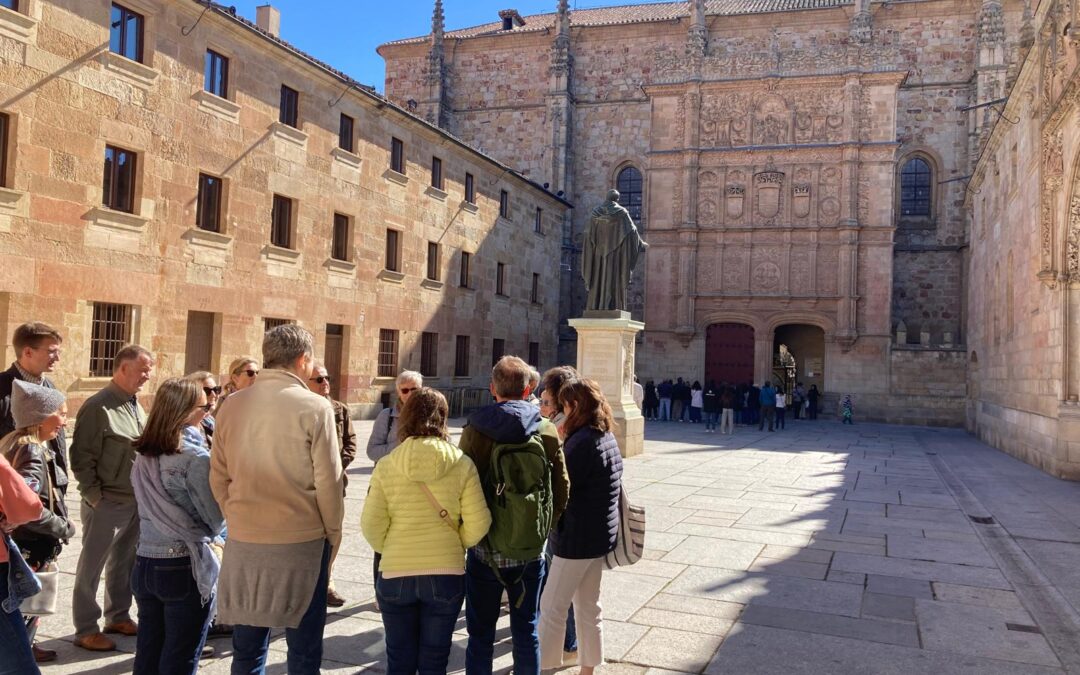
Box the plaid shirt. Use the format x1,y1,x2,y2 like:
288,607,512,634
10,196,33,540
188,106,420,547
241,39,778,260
470,538,543,569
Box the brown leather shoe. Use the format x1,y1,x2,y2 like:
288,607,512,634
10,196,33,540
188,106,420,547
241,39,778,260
326,587,346,608
103,619,138,636
32,644,57,662
74,632,116,652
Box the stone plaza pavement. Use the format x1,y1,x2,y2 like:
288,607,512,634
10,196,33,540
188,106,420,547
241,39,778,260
35,417,1080,674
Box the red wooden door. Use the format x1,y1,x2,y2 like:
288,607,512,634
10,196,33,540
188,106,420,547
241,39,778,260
705,323,755,385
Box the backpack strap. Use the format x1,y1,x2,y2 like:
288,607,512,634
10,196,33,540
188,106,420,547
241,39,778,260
418,483,459,533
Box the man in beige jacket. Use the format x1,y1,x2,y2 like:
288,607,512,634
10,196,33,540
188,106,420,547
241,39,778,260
211,325,344,674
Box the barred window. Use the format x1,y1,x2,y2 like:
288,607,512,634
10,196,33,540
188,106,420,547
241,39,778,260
454,335,470,377
420,332,438,377
378,329,399,377
90,302,132,377
528,342,540,368
263,318,292,332
616,166,644,227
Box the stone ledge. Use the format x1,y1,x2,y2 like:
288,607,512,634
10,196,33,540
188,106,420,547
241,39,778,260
421,277,444,290
269,121,308,147
192,90,240,124
377,268,405,283
100,51,159,89
71,376,112,393
0,5,36,43
330,147,362,169
0,187,26,233
425,185,448,201
383,169,409,186
260,244,301,264
183,227,232,250
86,206,149,232
461,200,479,214
324,257,356,275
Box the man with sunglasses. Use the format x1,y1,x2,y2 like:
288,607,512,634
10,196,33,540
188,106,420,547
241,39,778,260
307,362,356,608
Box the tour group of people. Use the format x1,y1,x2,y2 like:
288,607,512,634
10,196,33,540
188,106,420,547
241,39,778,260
640,378,823,431
0,321,625,675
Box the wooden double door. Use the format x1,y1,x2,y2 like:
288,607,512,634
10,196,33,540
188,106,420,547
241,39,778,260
705,323,755,386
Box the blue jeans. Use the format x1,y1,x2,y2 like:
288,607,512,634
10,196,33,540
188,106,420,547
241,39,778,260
231,541,330,675
465,550,544,675
132,556,212,675
378,573,464,674
658,398,671,420
704,411,720,430
0,563,38,675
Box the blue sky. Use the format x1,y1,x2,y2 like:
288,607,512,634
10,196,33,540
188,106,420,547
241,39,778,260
229,1,661,91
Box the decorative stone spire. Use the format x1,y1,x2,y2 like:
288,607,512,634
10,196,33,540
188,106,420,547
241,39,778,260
424,0,449,128
687,0,707,58
849,0,872,43
551,0,572,77
977,0,1005,46
432,0,444,44
1019,0,1034,49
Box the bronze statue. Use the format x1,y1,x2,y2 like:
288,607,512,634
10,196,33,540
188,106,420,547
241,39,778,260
582,189,649,312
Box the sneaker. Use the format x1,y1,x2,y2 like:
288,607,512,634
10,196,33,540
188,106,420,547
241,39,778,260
201,644,215,658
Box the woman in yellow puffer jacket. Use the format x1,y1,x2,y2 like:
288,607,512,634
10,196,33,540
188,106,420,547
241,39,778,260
361,387,491,674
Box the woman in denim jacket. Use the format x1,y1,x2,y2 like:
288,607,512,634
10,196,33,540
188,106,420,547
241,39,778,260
1,450,44,674
131,379,225,675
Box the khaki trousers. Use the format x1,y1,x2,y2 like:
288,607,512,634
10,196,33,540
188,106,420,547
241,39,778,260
539,556,605,669
72,497,139,635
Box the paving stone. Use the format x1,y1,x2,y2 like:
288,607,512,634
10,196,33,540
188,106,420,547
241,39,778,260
666,521,812,547
643,531,689,552
622,627,725,673
639,505,698,532
748,557,828,580
759,544,835,564
832,552,1011,589
844,488,901,504
614,559,688,580
899,491,959,509
739,604,920,647
734,507,842,534
646,592,745,619
827,569,867,585
662,535,763,570
666,566,864,617
602,571,672,622
865,574,934,599
861,591,916,621
604,619,652,661
886,534,996,567
915,599,1061,667
886,504,972,525
931,583,1027,611
629,607,737,636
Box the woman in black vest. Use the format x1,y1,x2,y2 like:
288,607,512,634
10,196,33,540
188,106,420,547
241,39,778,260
539,378,623,674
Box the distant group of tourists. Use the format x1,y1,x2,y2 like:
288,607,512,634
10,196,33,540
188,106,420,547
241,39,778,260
0,320,631,675
641,378,824,432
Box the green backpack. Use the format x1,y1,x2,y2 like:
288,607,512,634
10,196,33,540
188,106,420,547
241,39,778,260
484,434,553,560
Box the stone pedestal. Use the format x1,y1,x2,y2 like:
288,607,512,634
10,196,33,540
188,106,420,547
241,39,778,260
569,311,645,458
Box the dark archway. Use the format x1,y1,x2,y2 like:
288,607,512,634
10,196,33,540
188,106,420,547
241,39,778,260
772,324,825,394
705,323,755,386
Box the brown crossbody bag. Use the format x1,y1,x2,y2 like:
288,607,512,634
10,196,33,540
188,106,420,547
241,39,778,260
417,484,459,533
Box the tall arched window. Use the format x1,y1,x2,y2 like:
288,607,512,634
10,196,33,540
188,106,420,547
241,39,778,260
616,166,644,228
899,157,932,218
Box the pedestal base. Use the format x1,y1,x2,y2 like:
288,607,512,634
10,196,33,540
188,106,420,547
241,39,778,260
569,314,645,458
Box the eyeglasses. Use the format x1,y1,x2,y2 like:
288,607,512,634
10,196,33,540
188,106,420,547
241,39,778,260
310,376,331,384
203,386,222,396
198,403,213,412
239,370,258,378
399,387,418,394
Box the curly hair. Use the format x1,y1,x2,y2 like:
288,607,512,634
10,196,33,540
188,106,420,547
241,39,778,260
558,378,615,439
397,387,449,442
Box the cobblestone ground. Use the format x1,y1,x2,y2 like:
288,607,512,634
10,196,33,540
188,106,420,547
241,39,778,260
36,417,1080,674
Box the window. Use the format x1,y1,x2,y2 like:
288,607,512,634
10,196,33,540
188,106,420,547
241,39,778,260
390,137,405,174
420,332,438,377
459,251,472,288
496,262,506,296
270,194,293,248
385,229,401,272
263,317,292,332
331,212,350,261
0,1,18,10
531,273,540,304
492,338,505,367
465,172,475,204
204,50,229,98
528,342,540,368
430,156,443,190
0,113,9,189
196,173,222,232
279,85,299,128
426,241,440,280
900,157,932,218
102,145,137,213
455,335,470,377
378,329,399,377
109,4,144,62
184,311,215,374
89,302,132,377
338,113,354,153
534,207,543,234
617,166,644,227
499,190,509,218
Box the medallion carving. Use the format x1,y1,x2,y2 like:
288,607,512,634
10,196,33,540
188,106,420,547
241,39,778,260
699,199,718,224
755,171,785,220
752,262,782,291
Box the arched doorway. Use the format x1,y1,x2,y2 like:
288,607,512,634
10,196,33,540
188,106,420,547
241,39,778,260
772,324,825,394
705,323,755,385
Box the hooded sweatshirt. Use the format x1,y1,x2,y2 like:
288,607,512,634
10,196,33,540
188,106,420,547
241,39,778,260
459,400,570,530
361,435,491,578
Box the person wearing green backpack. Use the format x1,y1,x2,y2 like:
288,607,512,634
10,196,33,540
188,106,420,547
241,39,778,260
459,356,570,675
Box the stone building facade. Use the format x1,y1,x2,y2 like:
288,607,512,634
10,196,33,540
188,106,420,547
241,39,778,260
0,0,568,415
379,0,1007,425
966,0,1080,479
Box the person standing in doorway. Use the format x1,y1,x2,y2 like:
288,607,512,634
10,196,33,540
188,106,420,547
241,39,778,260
702,381,719,432
758,381,776,432
720,383,736,435
792,382,806,421
775,387,787,430
807,384,821,420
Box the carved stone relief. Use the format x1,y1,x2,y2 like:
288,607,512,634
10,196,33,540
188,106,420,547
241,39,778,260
751,246,783,292
726,184,746,219
755,171,785,221
791,249,814,292
818,246,839,295
819,166,843,225
793,184,812,218
699,199,718,224
1069,192,1080,281
754,94,791,146
723,246,748,289
1042,129,1064,274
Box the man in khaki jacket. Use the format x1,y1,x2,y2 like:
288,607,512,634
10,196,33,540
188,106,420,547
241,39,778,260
211,325,343,674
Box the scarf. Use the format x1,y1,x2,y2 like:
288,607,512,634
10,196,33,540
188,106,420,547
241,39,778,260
131,453,220,609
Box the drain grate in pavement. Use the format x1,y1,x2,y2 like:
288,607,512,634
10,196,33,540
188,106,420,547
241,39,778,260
968,515,996,524
1006,623,1043,634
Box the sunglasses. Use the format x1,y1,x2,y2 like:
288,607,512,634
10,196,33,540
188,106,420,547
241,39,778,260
239,369,258,378
198,403,213,412
399,387,418,394
310,376,331,384
203,386,222,396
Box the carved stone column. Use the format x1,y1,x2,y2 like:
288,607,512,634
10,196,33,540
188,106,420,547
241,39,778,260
836,227,859,349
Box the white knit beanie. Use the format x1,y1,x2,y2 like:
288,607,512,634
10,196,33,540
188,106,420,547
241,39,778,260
11,380,65,429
